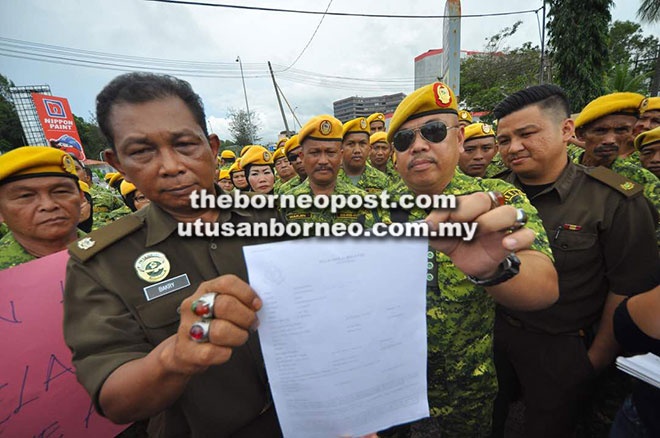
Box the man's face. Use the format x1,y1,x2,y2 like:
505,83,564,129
639,143,660,178
634,110,660,138
395,114,462,195
274,157,295,180
247,165,275,194
301,139,342,186
458,137,498,177
231,171,248,189
0,177,82,243
369,141,392,168
218,178,234,192
104,96,219,215
497,104,571,180
370,120,385,134
577,114,636,165
286,146,306,177
72,161,88,184
341,133,370,172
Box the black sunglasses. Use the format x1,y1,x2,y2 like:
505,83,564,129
287,152,300,162
392,120,458,152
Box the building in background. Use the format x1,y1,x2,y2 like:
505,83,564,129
414,49,502,91
9,84,52,146
333,93,406,123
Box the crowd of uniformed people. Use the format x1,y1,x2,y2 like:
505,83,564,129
0,71,659,438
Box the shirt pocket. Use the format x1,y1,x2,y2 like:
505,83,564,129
551,230,599,273
134,289,189,345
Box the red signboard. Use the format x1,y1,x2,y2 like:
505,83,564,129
31,93,86,160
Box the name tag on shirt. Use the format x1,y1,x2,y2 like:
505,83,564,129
143,274,191,301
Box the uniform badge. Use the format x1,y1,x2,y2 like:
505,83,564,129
61,154,76,174
135,251,171,283
263,151,271,162
319,120,332,135
620,181,635,191
77,237,95,250
377,114,384,121
503,188,524,203
360,118,368,129
482,124,492,134
639,98,649,114
460,110,469,120
433,83,452,107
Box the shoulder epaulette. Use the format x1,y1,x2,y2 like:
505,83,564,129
68,214,144,263
585,166,643,198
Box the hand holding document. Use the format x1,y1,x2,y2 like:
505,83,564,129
244,237,430,438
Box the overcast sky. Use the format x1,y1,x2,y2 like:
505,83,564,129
1,0,658,144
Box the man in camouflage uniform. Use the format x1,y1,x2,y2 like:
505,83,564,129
275,134,306,194
369,132,401,185
457,122,503,179
381,82,558,437
281,115,381,228
218,149,236,170
0,147,85,270
367,112,386,134
337,117,389,194
272,146,296,192
636,127,660,179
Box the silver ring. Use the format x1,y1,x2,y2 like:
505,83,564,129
510,208,528,230
189,320,211,343
191,292,216,319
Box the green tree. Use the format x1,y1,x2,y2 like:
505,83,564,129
74,114,107,160
0,74,24,153
606,63,651,93
638,0,660,22
546,0,613,111
227,108,261,147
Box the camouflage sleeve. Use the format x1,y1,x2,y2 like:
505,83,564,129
479,179,555,262
566,143,583,163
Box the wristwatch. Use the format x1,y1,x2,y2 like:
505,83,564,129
466,253,521,287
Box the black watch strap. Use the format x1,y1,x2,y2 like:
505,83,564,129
466,253,521,287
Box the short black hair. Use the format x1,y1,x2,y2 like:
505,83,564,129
493,84,571,121
96,72,208,149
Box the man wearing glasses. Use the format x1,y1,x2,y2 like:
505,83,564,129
275,134,307,194
337,117,389,194
381,82,559,437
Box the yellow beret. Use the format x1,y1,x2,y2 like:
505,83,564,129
575,92,645,128
634,126,660,151
104,172,115,182
342,117,370,138
276,138,288,148
458,110,473,123
0,146,78,186
283,135,300,155
392,153,397,166
219,169,230,180
220,150,236,159
640,97,660,115
464,123,495,141
240,145,273,168
120,180,137,197
108,172,125,189
367,113,385,125
78,180,90,194
370,132,388,145
229,159,243,174
273,147,286,161
240,145,254,157
387,82,458,144
298,115,343,145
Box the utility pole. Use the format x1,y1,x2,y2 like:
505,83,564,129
235,55,253,143
268,61,290,133
539,1,546,84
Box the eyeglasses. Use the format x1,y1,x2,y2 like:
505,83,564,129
392,121,458,152
286,153,300,162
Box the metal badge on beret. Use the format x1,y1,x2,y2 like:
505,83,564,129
482,124,492,134
433,83,452,107
320,120,332,135
61,154,76,174
135,251,171,283
639,98,649,114
263,151,271,161
360,119,367,129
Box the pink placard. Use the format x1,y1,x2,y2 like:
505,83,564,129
0,250,128,437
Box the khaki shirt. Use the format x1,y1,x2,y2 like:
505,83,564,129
500,162,660,334
63,199,282,438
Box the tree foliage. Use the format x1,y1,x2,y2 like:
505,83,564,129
637,0,660,23
227,108,261,147
546,0,613,111
74,114,108,160
0,74,24,153
608,20,659,95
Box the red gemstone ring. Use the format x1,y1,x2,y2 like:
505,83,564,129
487,191,505,209
191,293,217,319
189,320,211,343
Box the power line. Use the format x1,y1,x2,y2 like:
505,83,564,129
145,0,542,19
280,0,333,72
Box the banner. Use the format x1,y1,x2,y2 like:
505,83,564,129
31,93,86,160
0,251,127,437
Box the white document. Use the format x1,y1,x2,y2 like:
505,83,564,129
616,353,660,389
244,237,430,438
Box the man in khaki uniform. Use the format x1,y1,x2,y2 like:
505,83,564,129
491,85,660,438
63,73,282,437
0,146,84,270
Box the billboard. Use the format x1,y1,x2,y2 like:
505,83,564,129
31,93,85,160
441,0,461,96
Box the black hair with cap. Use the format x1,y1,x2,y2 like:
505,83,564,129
493,84,571,121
